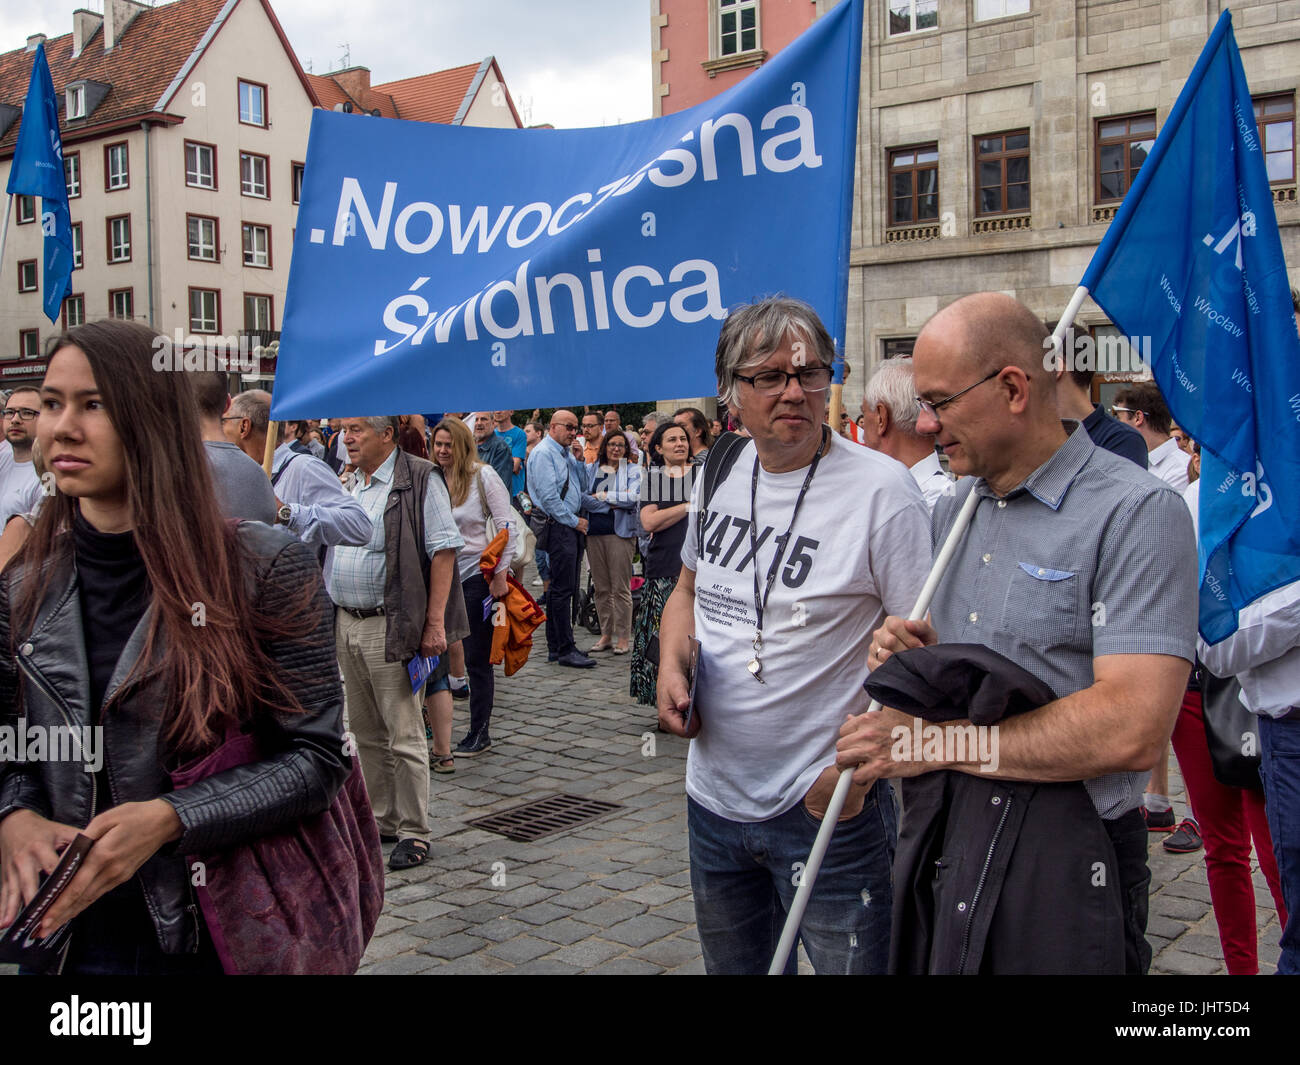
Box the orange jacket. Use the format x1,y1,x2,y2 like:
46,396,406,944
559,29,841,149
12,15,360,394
479,528,545,676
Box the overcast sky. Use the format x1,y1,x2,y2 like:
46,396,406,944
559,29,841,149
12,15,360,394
5,0,653,129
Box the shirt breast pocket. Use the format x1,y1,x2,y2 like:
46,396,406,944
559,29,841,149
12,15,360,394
1000,562,1082,643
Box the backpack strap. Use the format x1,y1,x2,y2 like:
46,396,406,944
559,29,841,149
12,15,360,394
696,432,749,561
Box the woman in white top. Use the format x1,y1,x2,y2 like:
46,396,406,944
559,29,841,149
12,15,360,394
431,418,516,761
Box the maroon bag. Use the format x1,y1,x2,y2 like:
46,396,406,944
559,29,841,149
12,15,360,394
168,731,384,975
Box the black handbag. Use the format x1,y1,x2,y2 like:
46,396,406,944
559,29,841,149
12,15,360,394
1200,669,1263,790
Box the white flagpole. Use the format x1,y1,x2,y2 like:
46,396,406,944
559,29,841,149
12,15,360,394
0,194,13,284
768,283,1095,974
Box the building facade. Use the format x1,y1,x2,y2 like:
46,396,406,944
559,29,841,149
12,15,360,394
654,0,1300,415
0,0,523,391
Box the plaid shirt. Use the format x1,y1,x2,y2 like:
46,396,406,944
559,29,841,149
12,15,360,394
329,448,462,609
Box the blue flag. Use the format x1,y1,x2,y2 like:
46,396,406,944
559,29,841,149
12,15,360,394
271,0,864,419
5,43,73,326
1079,11,1300,643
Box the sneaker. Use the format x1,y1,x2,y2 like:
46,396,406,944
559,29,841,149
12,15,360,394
455,733,493,756
1163,819,1203,854
1142,806,1176,832
531,577,543,587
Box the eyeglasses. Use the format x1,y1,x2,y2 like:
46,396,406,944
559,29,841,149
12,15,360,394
915,369,1001,419
735,366,833,396
2,407,39,422
1110,406,1139,418
557,422,579,431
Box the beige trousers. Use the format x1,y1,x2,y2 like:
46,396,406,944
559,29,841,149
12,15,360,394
335,611,429,843
586,534,636,643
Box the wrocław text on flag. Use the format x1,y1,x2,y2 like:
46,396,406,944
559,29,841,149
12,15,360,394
271,0,864,419
1079,10,1300,643
5,42,74,325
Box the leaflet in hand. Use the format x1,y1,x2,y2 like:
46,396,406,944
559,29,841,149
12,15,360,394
0,833,95,971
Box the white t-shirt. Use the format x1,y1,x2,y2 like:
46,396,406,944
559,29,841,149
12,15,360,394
451,464,517,583
0,460,41,526
682,433,932,822
909,450,955,512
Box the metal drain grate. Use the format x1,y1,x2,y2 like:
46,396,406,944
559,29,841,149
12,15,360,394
469,793,623,842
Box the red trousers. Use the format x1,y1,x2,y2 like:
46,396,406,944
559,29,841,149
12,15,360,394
1171,691,1289,974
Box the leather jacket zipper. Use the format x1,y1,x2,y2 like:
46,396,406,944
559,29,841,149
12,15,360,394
957,794,1012,974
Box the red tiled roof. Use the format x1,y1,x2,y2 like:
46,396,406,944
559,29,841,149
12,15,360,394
0,0,319,154
307,71,351,111
376,61,481,125
307,72,397,119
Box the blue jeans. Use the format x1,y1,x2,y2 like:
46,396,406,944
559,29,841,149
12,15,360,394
1260,714,1300,974
535,548,551,583
688,781,898,975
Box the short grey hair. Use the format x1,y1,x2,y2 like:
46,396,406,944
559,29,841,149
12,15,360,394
863,358,921,436
228,389,292,442
715,296,836,409
349,416,398,438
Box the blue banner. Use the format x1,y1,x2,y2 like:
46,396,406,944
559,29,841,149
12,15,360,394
272,0,863,418
5,42,73,325
1080,11,1300,643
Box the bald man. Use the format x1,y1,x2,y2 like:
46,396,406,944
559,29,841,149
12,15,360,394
525,410,594,668
836,293,1199,974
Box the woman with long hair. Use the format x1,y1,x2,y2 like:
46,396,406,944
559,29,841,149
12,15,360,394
582,429,641,654
0,320,352,975
630,422,692,706
431,417,516,758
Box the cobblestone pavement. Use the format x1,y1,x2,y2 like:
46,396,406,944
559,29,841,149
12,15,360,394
360,575,1284,976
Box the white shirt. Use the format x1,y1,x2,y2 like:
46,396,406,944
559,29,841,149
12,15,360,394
682,433,932,822
909,450,955,512
1186,480,1300,718
0,460,41,526
1148,437,1191,492
451,464,517,583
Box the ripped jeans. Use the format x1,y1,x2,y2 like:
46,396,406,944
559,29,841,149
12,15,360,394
687,782,897,975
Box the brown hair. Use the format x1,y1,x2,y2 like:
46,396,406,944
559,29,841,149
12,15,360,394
17,320,313,753
432,416,481,508
596,428,633,466
1114,381,1173,436
190,370,230,420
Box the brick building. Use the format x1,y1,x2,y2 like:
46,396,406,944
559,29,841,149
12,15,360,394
653,0,1300,414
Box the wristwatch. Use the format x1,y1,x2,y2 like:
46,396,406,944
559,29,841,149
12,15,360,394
277,503,293,525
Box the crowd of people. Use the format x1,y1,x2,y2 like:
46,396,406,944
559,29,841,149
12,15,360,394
0,288,1296,977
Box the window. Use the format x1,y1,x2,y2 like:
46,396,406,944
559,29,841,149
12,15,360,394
888,144,939,225
1095,113,1156,202
64,151,80,198
16,195,35,224
245,293,274,332
185,141,217,189
882,338,916,359
975,130,1030,215
19,330,40,359
887,0,937,36
242,223,271,268
66,84,85,119
975,0,1030,19
239,80,267,127
107,214,132,263
109,288,134,320
187,215,219,262
189,288,220,333
240,152,269,198
291,161,305,204
63,294,85,330
719,0,759,56
105,141,129,191
1254,93,1295,185
17,260,38,293
71,222,83,270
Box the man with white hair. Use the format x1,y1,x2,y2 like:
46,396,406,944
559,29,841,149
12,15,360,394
860,358,953,511
472,411,514,490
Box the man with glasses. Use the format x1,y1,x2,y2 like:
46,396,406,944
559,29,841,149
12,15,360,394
527,410,595,669
579,412,603,465
657,297,931,974
1111,383,1190,492
0,388,44,527
836,292,1198,974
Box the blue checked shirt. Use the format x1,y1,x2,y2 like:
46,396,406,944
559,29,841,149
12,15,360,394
525,434,584,528
329,448,463,609
929,422,1198,819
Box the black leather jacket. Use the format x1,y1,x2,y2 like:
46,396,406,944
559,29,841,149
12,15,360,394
0,521,350,956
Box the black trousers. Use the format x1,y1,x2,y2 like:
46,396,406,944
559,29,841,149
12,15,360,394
1105,808,1153,975
544,522,579,657
461,572,496,740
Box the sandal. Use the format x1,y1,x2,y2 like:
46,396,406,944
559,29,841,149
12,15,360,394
432,753,455,774
387,838,429,870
